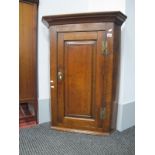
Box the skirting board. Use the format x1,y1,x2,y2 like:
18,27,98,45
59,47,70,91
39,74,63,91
117,101,135,131
38,99,51,124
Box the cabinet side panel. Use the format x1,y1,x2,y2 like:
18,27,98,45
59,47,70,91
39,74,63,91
111,24,121,130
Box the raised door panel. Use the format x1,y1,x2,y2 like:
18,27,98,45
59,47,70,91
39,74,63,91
55,31,108,131
19,2,37,100
64,41,95,118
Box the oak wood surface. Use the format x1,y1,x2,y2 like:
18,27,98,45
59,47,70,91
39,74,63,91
43,12,126,134
19,0,39,4
42,11,127,27
19,2,38,127
51,126,112,136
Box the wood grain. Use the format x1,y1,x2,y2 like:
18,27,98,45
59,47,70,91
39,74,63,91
19,2,38,127
42,11,127,27
64,41,95,117
43,12,127,134
19,0,39,4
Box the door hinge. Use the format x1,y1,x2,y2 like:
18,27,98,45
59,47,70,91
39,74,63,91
100,107,106,120
101,40,108,56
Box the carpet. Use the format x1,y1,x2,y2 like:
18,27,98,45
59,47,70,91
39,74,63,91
19,122,135,155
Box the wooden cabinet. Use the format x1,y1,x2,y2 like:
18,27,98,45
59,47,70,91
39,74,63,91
19,0,38,127
42,12,126,135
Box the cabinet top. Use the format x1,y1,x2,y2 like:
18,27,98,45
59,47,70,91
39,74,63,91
19,0,39,4
42,11,127,28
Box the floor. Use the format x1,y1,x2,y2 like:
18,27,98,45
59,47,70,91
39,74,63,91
19,123,135,155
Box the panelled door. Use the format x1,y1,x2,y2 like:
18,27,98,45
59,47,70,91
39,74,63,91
54,31,110,132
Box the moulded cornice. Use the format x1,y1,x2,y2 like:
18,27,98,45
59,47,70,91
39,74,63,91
42,11,127,28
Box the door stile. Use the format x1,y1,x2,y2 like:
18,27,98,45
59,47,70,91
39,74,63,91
102,25,114,132
95,31,106,128
50,29,58,126
57,33,65,124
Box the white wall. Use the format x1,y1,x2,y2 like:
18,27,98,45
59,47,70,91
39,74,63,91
38,0,135,131
117,0,135,131
119,0,135,105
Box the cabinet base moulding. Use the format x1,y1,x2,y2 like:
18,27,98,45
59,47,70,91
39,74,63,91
51,126,114,136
